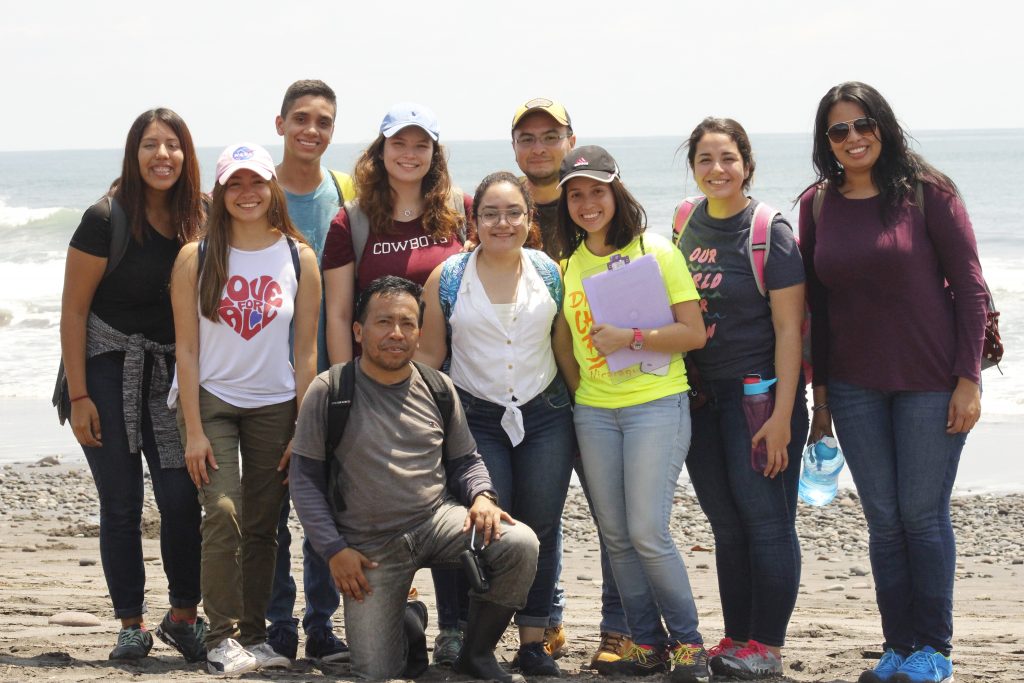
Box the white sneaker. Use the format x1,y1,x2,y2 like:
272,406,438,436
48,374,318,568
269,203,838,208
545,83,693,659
206,638,258,676
247,641,292,669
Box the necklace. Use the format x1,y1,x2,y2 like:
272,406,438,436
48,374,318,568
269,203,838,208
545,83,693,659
403,209,413,218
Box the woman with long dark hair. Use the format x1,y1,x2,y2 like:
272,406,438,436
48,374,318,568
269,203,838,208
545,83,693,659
59,108,206,663
554,145,711,682
800,82,987,683
169,143,321,676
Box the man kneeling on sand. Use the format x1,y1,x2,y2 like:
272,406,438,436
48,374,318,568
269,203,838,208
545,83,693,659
289,276,539,681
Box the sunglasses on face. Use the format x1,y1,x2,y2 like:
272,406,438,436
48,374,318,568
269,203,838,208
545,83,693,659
826,117,878,144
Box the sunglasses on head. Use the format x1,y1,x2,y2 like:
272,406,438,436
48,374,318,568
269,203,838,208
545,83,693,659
826,117,878,144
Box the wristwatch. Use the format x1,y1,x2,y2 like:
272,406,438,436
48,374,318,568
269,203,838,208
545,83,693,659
478,491,499,506
631,328,644,351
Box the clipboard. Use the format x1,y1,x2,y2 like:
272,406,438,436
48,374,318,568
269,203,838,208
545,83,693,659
581,254,674,374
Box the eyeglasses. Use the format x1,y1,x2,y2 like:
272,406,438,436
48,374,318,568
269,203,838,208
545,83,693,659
513,132,570,148
825,117,878,144
478,209,527,227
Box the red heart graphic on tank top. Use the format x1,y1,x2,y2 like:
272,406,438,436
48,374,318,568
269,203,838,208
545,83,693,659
217,274,283,340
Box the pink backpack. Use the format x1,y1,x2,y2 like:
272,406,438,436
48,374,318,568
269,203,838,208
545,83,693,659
672,196,813,384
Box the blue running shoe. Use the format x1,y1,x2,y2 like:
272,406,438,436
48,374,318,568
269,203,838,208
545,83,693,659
891,646,953,683
858,649,906,683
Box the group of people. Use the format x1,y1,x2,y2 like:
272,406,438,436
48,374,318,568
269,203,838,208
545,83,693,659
59,80,986,683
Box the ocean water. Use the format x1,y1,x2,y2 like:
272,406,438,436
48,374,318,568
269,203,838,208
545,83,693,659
1,131,1021,423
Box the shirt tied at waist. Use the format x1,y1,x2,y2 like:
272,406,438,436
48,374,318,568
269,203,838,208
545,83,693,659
85,313,183,469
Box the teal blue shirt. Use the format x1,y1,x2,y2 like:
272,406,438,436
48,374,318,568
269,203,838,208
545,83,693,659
285,168,342,371
285,168,341,259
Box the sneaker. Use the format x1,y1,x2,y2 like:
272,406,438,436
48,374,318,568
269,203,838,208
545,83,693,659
544,624,567,659
707,636,742,659
711,639,780,680
891,646,953,683
514,641,561,677
590,631,633,669
668,642,711,683
109,625,153,660
595,643,669,676
247,641,291,669
859,649,907,683
155,611,208,663
206,638,258,676
433,627,464,666
266,623,298,660
304,629,350,663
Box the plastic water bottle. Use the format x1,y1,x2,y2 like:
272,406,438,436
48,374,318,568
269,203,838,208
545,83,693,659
742,374,778,472
798,436,845,506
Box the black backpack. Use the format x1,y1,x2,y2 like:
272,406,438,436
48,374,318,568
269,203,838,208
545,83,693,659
53,196,130,424
324,360,453,513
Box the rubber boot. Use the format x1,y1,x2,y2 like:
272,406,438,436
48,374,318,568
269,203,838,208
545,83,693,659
404,600,429,678
453,599,524,683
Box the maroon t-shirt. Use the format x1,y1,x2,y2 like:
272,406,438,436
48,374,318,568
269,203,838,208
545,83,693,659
321,193,473,289
798,181,987,391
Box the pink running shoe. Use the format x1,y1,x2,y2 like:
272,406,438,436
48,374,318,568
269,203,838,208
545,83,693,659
711,639,782,679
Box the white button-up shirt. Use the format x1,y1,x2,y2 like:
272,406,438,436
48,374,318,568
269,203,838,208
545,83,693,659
449,249,559,445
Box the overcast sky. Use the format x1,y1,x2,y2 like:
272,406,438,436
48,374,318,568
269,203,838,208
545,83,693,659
2,0,1021,152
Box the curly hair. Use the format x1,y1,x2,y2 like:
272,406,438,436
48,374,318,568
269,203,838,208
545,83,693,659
353,133,464,241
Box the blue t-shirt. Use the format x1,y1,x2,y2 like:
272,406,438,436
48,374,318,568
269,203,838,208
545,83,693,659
285,168,342,259
678,198,804,381
285,168,343,371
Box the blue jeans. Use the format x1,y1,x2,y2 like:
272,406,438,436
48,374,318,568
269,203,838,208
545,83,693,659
267,494,341,636
344,502,538,679
829,380,966,656
82,351,201,619
575,393,702,647
458,377,575,627
549,457,630,635
685,375,808,647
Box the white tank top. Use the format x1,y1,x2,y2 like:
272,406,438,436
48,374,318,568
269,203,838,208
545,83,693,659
171,236,298,409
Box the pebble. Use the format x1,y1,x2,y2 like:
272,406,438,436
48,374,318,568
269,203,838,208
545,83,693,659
48,611,101,627
31,455,61,467
576,574,593,581
850,565,870,576
824,584,845,592
79,558,96,566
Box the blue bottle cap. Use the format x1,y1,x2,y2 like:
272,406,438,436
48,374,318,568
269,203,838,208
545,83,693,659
815,436,839,460
742,374,778,395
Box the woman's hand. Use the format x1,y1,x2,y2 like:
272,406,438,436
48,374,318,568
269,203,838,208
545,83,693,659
590,324,631,357
752,413,791,478
70,398,102,447
184,432,218,487
947,377,981,434
809,407,834,444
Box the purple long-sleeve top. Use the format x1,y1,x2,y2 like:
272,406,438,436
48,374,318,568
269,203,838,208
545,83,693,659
798,181,987,391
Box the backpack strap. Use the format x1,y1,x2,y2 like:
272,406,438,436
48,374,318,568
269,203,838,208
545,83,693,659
198,236,300,283
439,252,472,322
325,361,356,513
671,196,704,247
329,170,356,204
323,360,453,515
448,188,468,243
526,250,564,308
343,200,372,272
747,202,778,298
811,182,827,226
411,361,453,457
104,196,131,277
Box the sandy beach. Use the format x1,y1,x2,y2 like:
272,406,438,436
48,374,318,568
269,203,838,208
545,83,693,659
1,455,1022,683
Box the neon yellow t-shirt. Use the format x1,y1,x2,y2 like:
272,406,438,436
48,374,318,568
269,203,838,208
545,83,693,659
560,232,699,409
